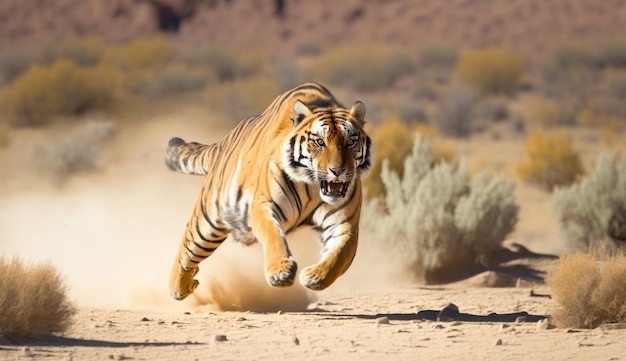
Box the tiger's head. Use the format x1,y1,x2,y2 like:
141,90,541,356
282,99,372,205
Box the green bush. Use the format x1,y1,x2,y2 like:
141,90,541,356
363,135,518,283
553,152,626,252
548,251,626,329
455,47,524,95
0,256,76,338
312,46,415,92
1,60,116,126
517,132,584,191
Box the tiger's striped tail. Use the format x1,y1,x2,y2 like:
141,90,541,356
165,137,211,175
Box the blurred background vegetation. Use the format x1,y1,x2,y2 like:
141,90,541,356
1,1,626,312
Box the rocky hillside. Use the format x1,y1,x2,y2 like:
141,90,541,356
3,0,626,57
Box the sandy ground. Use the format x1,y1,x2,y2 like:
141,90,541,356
2,285,626,361
2,105,625,360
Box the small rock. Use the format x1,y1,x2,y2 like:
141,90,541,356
140,317,151,322
536,318,554,330
498,324,510,332
277,310,282,315
375,316,390,325
236,317,247,321
214,334,227,342
494,338,503,346
437,304,460,322
292,336,300,346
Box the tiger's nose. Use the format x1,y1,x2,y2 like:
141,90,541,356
329,167,345,176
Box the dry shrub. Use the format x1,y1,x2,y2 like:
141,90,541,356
435,86,476,137
0,46,38,84
553,152,626,252
455,47,524,96
33,120,117,182
131,64,213,99
596,38,626,68
418,42,458,82
187,45,269,82
312,46,415,92
0,256,76,338
364,120,453,199
41,37,106,67
116,36,173,71
363,135,518,283
205,76,279,125
517,132,584,191
1,60,116,126
548,251,626,329
524,96,576,128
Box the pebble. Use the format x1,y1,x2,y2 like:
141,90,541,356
375,316,390,325
140,317,151,322
292,336,300,346
494,338,503,346
214,334,228,342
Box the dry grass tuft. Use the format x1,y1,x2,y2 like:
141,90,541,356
548,250,626,329
0,256,76,338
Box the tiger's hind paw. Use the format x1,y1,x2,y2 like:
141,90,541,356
265,257,297,287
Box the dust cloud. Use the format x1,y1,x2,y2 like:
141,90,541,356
0,107,394,312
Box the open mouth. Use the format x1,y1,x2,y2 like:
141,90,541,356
320,180,348,198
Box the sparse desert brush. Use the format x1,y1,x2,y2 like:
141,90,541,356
553,152,626,252
34,120,116,182
362,135,518,283
418,42,458,80
187,45,268,82
548,250,626,329
517,132,584,191
0,256,76,338
1,60,116,126
116,36,173,71
312,45,415,92
435,86,476,137
131,64,213,99
455,47,524,96
0,46,38,84
523,96,575,128
205,76,279,125
40,37,106,67
364,120,454,199
597,38,626,68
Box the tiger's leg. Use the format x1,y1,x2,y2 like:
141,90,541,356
299,223,358,291
169,201,230,300
250,203,298,287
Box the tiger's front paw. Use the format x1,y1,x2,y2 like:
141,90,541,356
265,257,297,287
299,264,332,291
170,267,199,300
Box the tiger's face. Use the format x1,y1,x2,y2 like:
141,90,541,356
282,100,371,205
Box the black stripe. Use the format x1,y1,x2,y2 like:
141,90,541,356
200,197,229,233
272,201,287,222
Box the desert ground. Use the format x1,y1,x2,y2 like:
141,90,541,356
1,105,625,361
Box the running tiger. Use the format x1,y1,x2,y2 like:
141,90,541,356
165,82,372,300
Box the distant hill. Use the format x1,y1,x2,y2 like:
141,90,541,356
2,0,626,58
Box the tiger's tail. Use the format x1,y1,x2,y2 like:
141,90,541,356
165,137,211,175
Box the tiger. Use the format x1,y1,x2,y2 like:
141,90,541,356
164,83,372,300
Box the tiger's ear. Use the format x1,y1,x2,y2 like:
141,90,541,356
293,100,312,127
350,101,366,125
